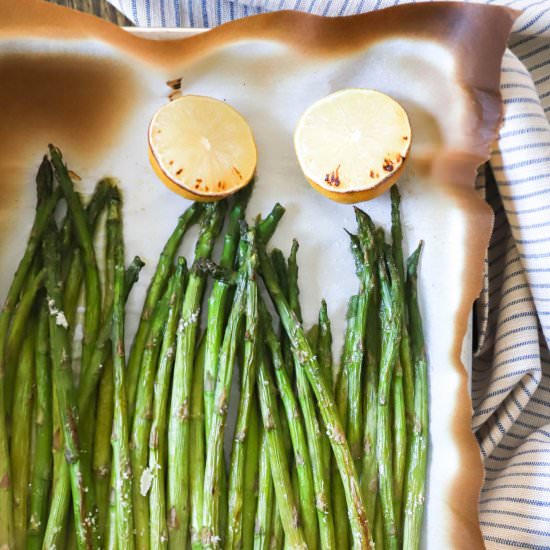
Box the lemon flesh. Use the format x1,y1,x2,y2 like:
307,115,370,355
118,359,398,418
294,89,411,203
149,95,257,200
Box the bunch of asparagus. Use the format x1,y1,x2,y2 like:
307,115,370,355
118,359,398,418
0,148,428,550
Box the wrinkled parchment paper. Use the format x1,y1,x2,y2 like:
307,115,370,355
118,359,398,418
0,2,516,547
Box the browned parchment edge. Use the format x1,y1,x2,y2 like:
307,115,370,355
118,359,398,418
0,1,517,547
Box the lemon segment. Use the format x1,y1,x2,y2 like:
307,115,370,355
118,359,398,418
149,95,257,200
294,89,411,203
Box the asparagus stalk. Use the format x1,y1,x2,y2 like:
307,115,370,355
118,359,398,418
269,249,292,373
167,202,226,549
332,295,358,550
376,248,402,550
226,228,260,550
393,358,407,535
242,399,261,550
204,190,250,439
92,258,144,538
256,341,307,549
375,498,385,550
5,268,45,414
127,202,202,414
347,209,376,471
43,227,97,549
49,145,102,375
289,240,335,550
316,300,334,533
43,390,70,549
256,203,285,244
131,285,172,549
201,235,249,548
258,243,371,550
403,243,428,550
361,270,381,532
27,299,53,549
63,178,113,329
105,467,118,550
254,428,274,550
390,187,413,538
317,301,333,392
391,187,414,421
10,325,35,549
259,300,316,549
94,356,115,542
269,508,284,550
110,191,135,550
190,336,207,549
148,257,188,549
0,158,59,548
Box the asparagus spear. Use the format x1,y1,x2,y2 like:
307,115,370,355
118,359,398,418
375,498,385,550
390,187,414,539
376,248,402,550
94,356,115,542
256,341,307,549
269,508,284,550
63,178,114,329
317,301,333,505
49,145,102,375
201,235,249,548
127,202,202,414
256,203,285,244
361,269,381,532
4,268,45,414
204,190,250,439
258,243,371,550
254,428,274,550
131,284,173,549
105,467,118,550
260,300,316,549
10,325,35,549
0,158,59,548
27,299,53,549
242,399,261,550
289,240,335,550
391,187,414,421
226,228,260,550
110,190,135,550
43,227,97,549
190,336,207,550
269,249,292,373
148,257,188,549
347,209,376,472
393,358,407,536
403,243,428,550
43,390,70,549
93,254,144,542
92,210,145,543
167,202,226,549
332,295,358,550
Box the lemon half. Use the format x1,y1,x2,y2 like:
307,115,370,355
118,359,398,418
149,95,257,201
294,89,411,204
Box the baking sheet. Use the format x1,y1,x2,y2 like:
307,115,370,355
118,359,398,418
0,2,515,547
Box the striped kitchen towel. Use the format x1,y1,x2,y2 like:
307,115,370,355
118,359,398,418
108,0,550,548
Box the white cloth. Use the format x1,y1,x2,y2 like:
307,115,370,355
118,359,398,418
108,0,550,548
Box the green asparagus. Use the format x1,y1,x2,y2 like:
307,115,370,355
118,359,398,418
168,201,226,549
402,243,428,550
148,257,188,549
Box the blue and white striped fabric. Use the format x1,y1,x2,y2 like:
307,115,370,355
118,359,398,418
108,0,550,548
